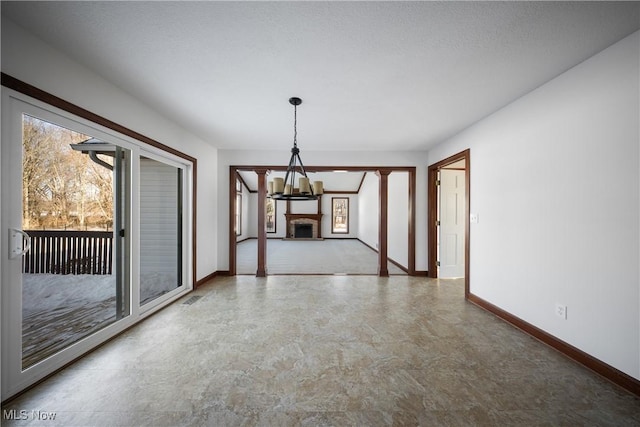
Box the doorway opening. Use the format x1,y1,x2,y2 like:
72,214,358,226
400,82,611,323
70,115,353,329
229,166,417,277
428,149,470,298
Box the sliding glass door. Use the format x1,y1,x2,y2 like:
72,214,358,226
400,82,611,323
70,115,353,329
1,97,132,397
2,90,193,400
18,115,131,370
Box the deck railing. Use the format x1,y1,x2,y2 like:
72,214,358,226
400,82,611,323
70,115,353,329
23,230,114,275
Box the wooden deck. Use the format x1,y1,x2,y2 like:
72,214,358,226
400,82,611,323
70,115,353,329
21,271,178,369
22,297,117,368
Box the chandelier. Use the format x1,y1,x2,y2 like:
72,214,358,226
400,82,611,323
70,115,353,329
268,97,323,200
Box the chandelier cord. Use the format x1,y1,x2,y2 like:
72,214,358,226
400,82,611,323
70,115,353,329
268,96,322,200
293,103,298,148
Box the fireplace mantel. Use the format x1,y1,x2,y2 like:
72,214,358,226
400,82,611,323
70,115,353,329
285,213,323,239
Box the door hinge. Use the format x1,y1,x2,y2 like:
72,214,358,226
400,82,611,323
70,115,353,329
119,229,125,237
436,261,441,266
435,179,441,186
436,220,441,226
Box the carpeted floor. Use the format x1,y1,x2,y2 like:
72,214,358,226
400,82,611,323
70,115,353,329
236,239,407,275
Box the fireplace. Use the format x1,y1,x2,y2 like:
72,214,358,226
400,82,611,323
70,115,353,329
285,213,323,239
294,223,313,238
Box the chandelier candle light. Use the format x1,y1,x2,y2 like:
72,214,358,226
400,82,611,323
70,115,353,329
269,97,323,200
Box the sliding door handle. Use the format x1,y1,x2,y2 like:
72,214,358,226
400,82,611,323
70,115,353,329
9,228,31,259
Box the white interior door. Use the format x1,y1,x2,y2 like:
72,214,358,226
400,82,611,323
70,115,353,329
438,169,465,278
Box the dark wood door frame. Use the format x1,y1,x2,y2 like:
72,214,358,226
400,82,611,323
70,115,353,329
255,169,269,277
229,165,416,277
376,170,391,277
427,149,470,298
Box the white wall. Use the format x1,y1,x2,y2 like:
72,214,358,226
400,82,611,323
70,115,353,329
271,199,287,238
288,199,319,215
388,171,409,269
357,172,379,250
322,194,358,239
355,171,409,269
235,182,252,241
248,193,259,238
428,31,640,379
218,151,428,270
1,17,220,281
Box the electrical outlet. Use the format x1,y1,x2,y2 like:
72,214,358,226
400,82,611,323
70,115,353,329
470,213,479,223
555,303,567,320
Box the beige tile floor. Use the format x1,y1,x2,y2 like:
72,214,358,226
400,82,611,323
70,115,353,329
2,275,639,426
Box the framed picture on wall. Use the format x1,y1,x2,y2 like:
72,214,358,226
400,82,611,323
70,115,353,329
266,198,276,233
332,197,349,234
235,192,242,236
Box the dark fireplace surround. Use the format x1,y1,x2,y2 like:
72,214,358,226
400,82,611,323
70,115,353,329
294,223,313,238
285,213,323,239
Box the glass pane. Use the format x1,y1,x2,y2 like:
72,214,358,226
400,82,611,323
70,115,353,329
332,198,349,234
21,115,128,369
140,157,182,305
266,198,276,233
235,192,242,236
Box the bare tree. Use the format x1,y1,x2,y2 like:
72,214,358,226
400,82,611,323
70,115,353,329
87,157,114,228
22,116,55,229
22,115,114,230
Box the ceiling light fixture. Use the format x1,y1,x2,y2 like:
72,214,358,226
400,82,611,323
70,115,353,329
268,97,323,200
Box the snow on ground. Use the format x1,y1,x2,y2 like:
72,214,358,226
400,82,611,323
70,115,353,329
21,272,179,368
23,274,116,316
23,272,179,313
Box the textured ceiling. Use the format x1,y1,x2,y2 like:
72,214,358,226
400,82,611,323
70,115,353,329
2,1,639,152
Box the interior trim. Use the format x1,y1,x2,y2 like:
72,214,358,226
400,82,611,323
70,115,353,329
357,172,368,193
195,271,229,288
1,73,199,288
468,293,640,398
427,149,470,297
0,74,196,163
